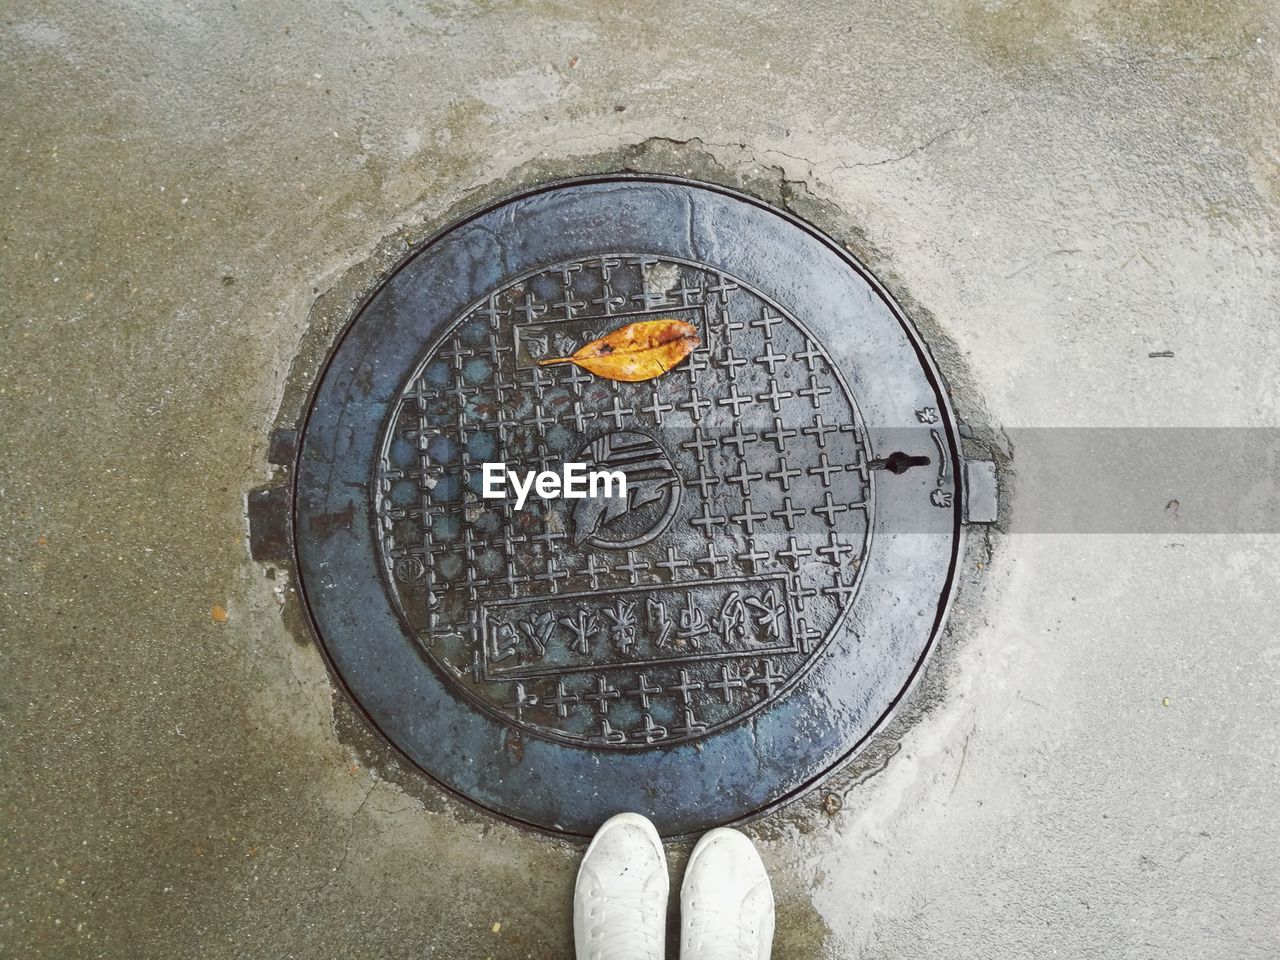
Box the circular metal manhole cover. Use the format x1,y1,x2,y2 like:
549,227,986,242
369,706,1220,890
293,176,963,836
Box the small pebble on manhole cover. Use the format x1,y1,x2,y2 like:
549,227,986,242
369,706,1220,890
291,176,964,837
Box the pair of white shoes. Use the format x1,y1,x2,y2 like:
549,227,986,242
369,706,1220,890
574,812,774,960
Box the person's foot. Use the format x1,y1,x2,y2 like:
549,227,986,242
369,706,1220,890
679,828,774,960
574,812,669,960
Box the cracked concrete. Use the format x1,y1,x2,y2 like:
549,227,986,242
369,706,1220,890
3,1,1279,958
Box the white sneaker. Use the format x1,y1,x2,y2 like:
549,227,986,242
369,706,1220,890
679,828,774,960
574,812,669,960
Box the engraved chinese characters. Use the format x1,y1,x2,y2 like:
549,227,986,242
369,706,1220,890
376,255,874,748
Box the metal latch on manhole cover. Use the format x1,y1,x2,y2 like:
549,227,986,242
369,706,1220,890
260,175,994,837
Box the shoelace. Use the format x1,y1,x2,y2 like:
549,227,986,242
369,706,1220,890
685,898,757,960
586,884,665,960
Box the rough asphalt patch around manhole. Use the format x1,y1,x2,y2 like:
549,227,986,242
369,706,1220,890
290,176,966,837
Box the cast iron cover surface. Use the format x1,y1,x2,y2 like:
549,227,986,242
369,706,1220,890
294,176,962,836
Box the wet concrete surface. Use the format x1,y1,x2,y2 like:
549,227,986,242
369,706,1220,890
2,2,1278,957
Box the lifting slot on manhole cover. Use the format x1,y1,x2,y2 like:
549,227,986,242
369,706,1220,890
254,175,995,837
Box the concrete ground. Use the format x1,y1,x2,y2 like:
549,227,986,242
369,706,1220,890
3,1,1278,957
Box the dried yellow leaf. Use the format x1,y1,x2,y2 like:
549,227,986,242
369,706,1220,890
538,318,700,382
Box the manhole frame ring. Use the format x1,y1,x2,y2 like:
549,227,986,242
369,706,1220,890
286,172,967,839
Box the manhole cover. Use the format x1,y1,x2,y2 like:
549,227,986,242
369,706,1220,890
292,176,965,836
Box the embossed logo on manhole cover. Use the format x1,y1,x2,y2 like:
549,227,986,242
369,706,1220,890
375,256,873,748
573,430,682,549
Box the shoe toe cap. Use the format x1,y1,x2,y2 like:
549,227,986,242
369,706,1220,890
578,813,667,886
688,828,770,885
683,828,773,914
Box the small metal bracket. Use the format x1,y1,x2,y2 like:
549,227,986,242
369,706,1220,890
962,459,998,524
246,484,291,562
267,428,299,468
